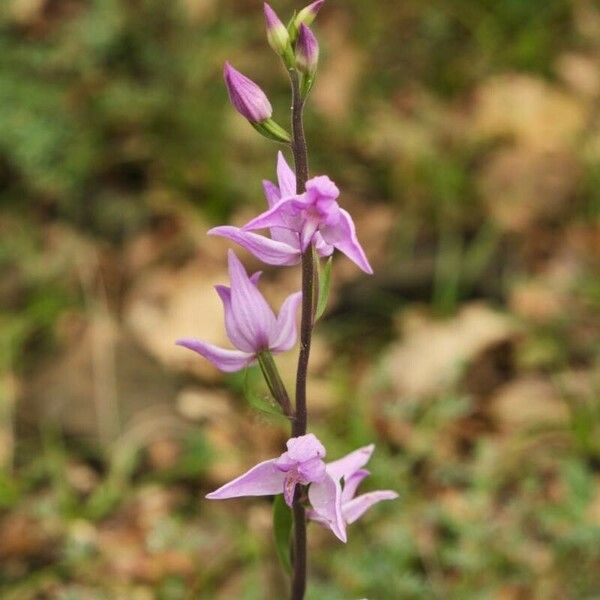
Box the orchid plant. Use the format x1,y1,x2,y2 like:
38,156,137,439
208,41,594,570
177,3,397,598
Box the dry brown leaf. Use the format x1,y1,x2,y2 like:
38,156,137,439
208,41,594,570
472,74,587,151
487,376,569,432
382,303,515,401
478,148,580,232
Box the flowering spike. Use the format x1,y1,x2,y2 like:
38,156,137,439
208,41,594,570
223,62,272,123
296,24,319,77
264,3,291,58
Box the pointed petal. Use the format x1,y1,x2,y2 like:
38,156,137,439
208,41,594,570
313,232,334,257
269,291,302,352
341,469,370,504
321,208,373,274
209,226,300,266
242,196,303,233
277,151,297,197
249,271,262,285
326,444,375,481
262,180,301,247
228,250,277,350
214,284,254,353
206,459,286,499
308,473,347,542
175,339,253,372
262,179,281,209
342,491,398,525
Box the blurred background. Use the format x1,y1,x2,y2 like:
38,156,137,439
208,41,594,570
1,0,599,598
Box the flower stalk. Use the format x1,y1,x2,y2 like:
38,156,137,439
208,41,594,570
289,67,311,600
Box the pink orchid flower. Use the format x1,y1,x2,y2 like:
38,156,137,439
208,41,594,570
209,152,334,267
176,250,301,372
209,152,372,274
206,434,347,542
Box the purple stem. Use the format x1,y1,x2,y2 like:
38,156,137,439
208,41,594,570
290,68,312,600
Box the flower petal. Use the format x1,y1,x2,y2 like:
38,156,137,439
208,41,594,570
214,284,254,353
175,339,253,372
206,459,286,499
262,179,281,208
308,473,347,542
326,444,375,481
313,232,334,257
209,226,300,266
286,433,326,462
320,208,373,274
243,196,303,233
342,490,398,525
276,151,297,197
261,180,300,247
227,250,277,350
341,468,370,504
269,291,302,352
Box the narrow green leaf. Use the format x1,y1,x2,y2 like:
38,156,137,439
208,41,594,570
315,256,333,321
273,494,293,574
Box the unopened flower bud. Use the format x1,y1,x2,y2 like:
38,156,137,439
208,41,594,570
296,24,319,76
264,3,290,57
294,0,325,29
223,62,272,123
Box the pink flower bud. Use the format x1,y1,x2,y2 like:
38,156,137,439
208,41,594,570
264,2,290,56
296,24,319,76
223,62,272,123
295,0,325,28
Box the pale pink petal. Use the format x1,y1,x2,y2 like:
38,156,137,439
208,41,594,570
326,444,375,481
286,434,326,462
308,473,347,542
214,284,254,353
243,196,304,233
313,232,334,257
320,208,373,274
262,179,300,247
206,459,286,499
262,179,281,208
209,227,300,266
228,250,277,350
341,469,370,504
342,491,398,525
276,151,297,197
269,291,302,352
175,339,253,372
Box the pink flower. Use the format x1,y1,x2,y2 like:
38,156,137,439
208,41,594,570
210,153,372,274
307,444,398,531
208,152,334,266
223,62,272,123
206,434,347,542
176,250,301,372
241,163,373,274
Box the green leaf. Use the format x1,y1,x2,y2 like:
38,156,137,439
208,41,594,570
315,256,333,321
273,494,293,574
